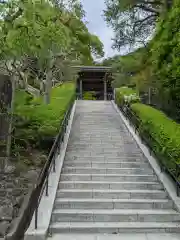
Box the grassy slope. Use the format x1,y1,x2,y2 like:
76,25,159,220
13,82,75,167
15,82,75,139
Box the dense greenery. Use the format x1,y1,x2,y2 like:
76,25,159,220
83,92,96,100
115,87,139,106
113,0,180,180
0,0,104,169
150,0,180,118
104,0,172,50
102,48,146,88
103,0,180,121
0,0,104,104
131,103,180,175
14,83,75,151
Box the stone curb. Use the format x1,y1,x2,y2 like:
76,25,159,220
23,100,76,240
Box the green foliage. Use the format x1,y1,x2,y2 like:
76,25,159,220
83,91,96,100
101,47,147,88
14,82,75,149
103,0,166,50
115,87,139,106
14,90,33,107
116,87,137,96
131,103,180,173
150,0,180,115
0,0,105,167
0,0,104,90
104,0,180,120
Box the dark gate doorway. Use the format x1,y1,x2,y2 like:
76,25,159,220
74,66,113,100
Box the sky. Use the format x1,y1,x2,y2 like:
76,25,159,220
81,0,119,59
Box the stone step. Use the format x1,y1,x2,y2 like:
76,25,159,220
54,198,173,210
66,153,144,158
60,174,157,182
72,131,123,134
64,159,147,164
51,209,180,223
70,136,132,140
64,156,145,162
68,139,137,143
66,145,138,150
49,222,180,234
71,134,133,136
62,167,154,174
59,181,163,190
68,138,135,142
69,133,133,137
63,162,149,168
71,136,124,139
66,146,139,151
67,143,131,146
56,189,168,199
66,150,142,155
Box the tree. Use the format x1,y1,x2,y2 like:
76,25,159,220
0,0,104,103
0,0,104,169
101,47,147,87
104,0,173,51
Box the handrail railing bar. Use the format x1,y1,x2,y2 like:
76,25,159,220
116,101,180,196
33,96,74,229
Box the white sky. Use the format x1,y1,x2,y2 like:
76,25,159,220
81,0,119,59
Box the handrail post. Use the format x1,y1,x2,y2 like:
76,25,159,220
35,207,38,229
53,154,56,172
176,164,180,197
46,177,49,196
176,183,179,197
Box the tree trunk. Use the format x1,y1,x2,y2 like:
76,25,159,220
44,70,52,104
4,77,16,170
148,87,151,105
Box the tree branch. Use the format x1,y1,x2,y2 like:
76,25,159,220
139,0,163,5
136,4,160,15
5,7,23,23
135,14,157,27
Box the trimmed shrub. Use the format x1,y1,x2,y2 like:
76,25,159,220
131,103,180,175
83,91,96,100
14,82,75,149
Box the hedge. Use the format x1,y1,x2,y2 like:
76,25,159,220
131,103,180,175
14,82,75,149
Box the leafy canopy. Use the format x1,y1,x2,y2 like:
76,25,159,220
104,0,172,51
0,0,104,85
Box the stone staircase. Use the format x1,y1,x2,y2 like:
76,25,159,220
49,100,180,234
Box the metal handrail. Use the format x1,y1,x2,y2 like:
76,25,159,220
8,95,75,240
34,95,75,228
117,101,180,197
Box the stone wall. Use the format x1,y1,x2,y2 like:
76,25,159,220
0,167,40,237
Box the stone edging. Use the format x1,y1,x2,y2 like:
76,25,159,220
23,100,77,240
111,100,180,212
